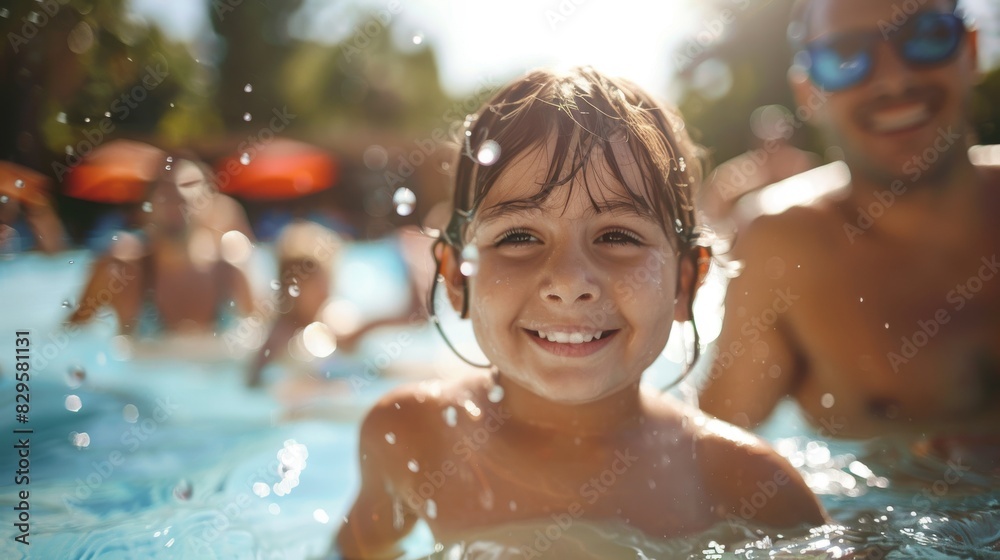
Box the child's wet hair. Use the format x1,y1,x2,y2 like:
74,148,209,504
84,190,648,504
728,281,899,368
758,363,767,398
446,66,705,253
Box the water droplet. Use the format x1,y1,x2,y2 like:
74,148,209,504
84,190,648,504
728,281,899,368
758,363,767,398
253,482,270,497
243,112,252,122
84,117,91,123
270,279,281,290
244,83,253,93
313,509,330,524
443,406,457,427
392,187,417,217
384,432,396,445
104,111,111,118
14,179,24,189
268,503,280,515
0,196,8,204
166,156,173,163
459,245,479,277
412,33,424,45
0,8,9,18
164,164,171,171
71,432,91,448
407,459,420,472
288,284,301,297
884,323,889,329
476,140,501,166
678,157,687,172
142,201,153,213
56,112,67,123
68,260,74,264
65,395,82,412
173,479,193,500
123,404,139,423
648,479,657,489
509,500,517,511
425,498,437,519
67,367,86,388
821,393,835,409
859,297,864,303
240,152,251,165
487,384,504,403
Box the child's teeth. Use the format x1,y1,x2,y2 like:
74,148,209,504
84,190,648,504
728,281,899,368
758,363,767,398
537,331,600,344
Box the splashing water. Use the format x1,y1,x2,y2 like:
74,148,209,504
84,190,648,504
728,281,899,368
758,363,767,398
240,153,251,165
392,187,417,217
14,179,24,189
443,406,457,427
142,202,153,213
407,460,420,473
65,395,82,412
244,83,253,93
123,404,139,423
487,384,504,403
243,112,252,122
66,366,86,388
288,284,301,298
173,479,192,501
384,432,397,445
270,279,281,290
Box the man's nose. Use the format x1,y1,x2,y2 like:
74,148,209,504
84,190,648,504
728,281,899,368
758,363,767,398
866,40,919,97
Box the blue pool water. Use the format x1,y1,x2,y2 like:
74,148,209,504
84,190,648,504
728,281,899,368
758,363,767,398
1,248,998,559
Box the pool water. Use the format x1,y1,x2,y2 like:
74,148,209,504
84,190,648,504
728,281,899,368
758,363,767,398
1,249,998,559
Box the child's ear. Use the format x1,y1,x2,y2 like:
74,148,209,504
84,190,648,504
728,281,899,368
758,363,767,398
436,241,469,318
674,246,710,322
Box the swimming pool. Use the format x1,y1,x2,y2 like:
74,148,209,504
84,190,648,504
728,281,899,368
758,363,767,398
0,248,997,559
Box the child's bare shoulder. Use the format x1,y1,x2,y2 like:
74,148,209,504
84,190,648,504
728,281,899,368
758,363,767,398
358,375,494,457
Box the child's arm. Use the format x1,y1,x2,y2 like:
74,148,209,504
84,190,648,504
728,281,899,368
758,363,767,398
699,215,803,428
335,401,420,559
697,418,828,530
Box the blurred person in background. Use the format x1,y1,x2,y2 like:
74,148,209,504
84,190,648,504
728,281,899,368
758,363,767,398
67,158,255,340
699,0,1000,456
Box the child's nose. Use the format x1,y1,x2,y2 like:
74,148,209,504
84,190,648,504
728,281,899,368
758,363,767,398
539,245,601,304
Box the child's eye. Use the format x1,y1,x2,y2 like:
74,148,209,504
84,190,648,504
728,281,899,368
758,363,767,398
598,229,642,246
495,228,537,247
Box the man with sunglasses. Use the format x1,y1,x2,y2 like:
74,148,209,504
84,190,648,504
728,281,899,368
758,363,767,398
700,0,1000,444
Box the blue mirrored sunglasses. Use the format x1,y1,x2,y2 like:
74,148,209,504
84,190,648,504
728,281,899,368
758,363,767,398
804,12,966,92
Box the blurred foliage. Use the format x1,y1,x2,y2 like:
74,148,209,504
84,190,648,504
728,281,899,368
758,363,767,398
674,0,1000,166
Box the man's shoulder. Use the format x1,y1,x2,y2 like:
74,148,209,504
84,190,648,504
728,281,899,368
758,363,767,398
733,203,844,258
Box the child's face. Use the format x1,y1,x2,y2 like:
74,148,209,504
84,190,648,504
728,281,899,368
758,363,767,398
459,138,682,403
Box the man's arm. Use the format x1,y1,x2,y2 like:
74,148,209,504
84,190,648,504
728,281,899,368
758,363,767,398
699,215,805,429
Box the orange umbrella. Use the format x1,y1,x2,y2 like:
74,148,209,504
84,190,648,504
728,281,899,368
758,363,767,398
215,138,337,200
64,140,167,203
0,162,52,207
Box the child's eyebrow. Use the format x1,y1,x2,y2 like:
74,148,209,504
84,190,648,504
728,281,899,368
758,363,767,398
476,199,660,227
